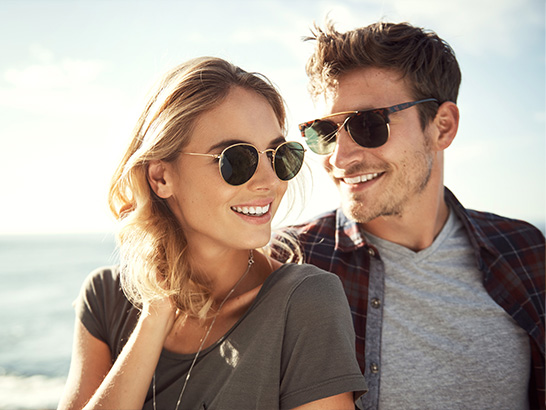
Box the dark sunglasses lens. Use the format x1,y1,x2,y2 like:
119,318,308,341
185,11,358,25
347,111,388,148
274,142,305,181
303,121,337,155
220,145,258,185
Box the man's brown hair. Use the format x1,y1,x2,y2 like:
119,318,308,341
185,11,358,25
305,21,461,128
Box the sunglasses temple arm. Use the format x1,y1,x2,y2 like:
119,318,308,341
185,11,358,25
181,152,219,159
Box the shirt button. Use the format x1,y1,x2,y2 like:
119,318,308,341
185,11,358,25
371,298,381,309
370,363,379,374
367,247,375,257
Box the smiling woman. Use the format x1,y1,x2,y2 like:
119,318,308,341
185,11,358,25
56,57,367,410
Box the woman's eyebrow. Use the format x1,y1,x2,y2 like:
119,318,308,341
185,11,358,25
268,136,287,148
207,139,246,153
207,135,286,152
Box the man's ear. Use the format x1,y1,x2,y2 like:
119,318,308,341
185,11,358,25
147,160,173,199
431,101,459,151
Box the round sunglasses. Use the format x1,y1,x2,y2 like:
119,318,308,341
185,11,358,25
298,99,438,155
182,141,305,186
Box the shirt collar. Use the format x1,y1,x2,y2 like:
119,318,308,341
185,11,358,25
332,187,494,256
443,187,498,259
334,208,369,252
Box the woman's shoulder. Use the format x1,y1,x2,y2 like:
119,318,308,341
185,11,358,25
264,263,345,305
77,265,138,352
271,263,341,285
81,265,122,297
78,265,131,315
86,264,121,280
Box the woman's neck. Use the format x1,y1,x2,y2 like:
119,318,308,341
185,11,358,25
187,247,277,302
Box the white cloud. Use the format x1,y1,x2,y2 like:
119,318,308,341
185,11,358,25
4,56,106,90
0,47,138,234
29,44,55,63
0,46,133,119
534,110,546,124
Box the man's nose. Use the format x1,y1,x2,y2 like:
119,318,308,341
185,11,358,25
327,127,365,170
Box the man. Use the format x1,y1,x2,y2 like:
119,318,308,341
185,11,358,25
275,22,545,409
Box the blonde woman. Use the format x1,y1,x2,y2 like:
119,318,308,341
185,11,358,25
57,57,366,410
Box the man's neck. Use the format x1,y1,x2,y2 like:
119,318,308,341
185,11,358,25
360,186,449,252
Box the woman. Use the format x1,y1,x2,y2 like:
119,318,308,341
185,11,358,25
57,57,366,410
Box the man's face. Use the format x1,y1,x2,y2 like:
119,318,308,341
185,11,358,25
319,67,436,223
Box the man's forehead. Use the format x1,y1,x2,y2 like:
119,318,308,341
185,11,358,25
323,69,413,115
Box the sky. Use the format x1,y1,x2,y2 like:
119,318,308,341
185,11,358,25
0,0,544,235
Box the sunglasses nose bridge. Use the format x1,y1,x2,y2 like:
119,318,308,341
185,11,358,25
340,114,353,132
256,147,276,166
249,147,281,186
331,114,354,143
339,114,354,129
323,113,352,142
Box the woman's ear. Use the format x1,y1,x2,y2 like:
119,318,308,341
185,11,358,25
431,101,459,151
147,160,173,199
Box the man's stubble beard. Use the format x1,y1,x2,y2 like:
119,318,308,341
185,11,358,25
340,144,434,224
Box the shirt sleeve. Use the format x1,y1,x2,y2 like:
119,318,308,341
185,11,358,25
74,266,125,344
279,266,368,409
74,266,140,362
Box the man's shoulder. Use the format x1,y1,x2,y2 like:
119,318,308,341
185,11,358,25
462,208,545,280
279,209,338,239
465,208,545,247
272,210,340,264
446,187,544,249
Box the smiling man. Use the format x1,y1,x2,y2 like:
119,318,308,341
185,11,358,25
276,21,545,409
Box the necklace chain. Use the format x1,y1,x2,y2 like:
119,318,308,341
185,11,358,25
152,250,255,410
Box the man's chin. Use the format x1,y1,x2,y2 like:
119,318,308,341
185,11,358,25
342,200,401,224
342,202,374,224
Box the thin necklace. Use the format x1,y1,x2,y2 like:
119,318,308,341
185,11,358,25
152,250,254,410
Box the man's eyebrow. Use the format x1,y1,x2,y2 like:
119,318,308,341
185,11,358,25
320,108,369,120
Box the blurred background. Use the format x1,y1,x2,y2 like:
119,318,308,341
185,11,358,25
0,0,544,408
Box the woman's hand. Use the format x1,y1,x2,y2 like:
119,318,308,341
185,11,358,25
58,295,179,410
141,295,179,339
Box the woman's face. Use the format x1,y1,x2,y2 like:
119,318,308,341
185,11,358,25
162,86,288,254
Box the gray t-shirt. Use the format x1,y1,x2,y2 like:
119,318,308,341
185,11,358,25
77,263,367,410
366,209,531,410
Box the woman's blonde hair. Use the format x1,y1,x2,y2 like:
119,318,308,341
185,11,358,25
108,57,300,319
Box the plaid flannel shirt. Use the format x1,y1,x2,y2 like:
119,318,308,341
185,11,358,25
275,187,545,409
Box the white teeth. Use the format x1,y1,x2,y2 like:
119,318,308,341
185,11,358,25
232,203,270,216
343,173,380,184
344,175,362,184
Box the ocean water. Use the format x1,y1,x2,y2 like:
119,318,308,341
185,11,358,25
0,233,118,410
